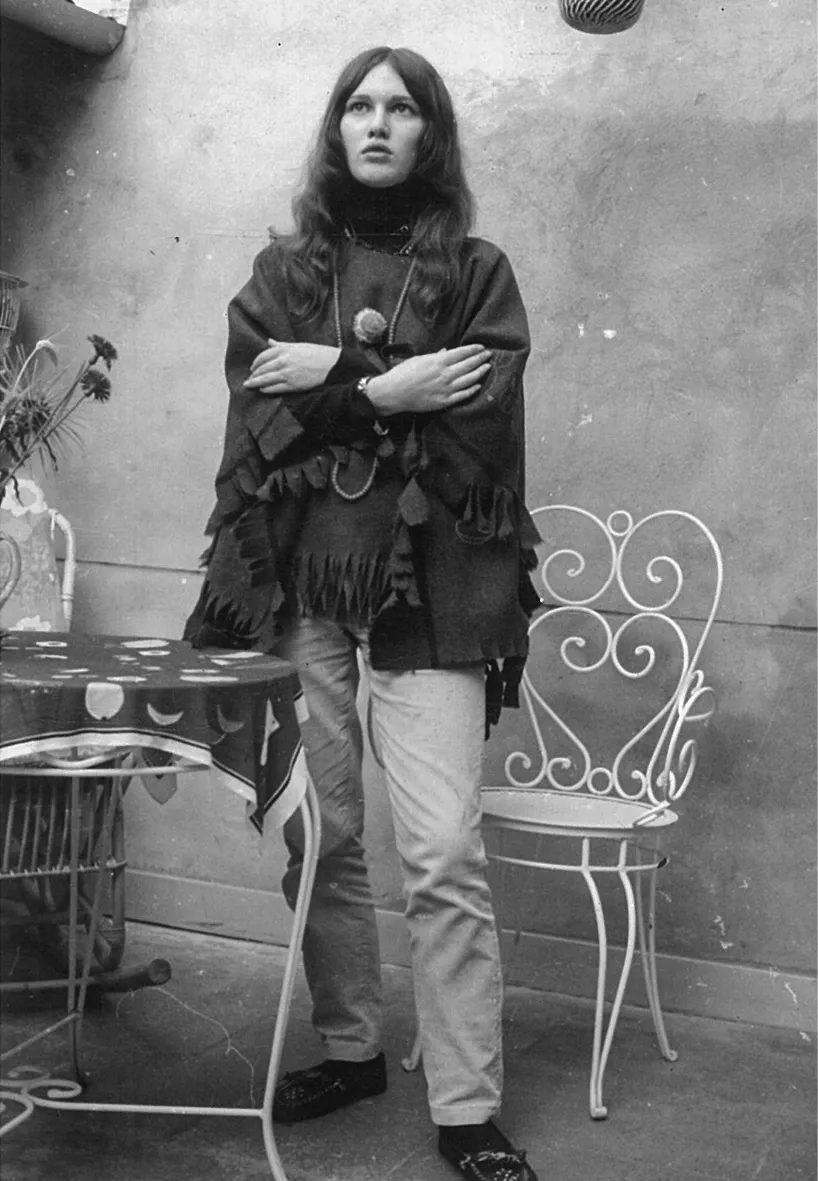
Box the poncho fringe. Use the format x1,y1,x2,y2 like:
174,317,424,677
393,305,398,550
190,473,542,662
291,550,391,622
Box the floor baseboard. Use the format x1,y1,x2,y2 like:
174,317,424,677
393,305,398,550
126,869,816,1034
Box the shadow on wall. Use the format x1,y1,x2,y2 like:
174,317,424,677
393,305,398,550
0,20,113,262
1,18,119,371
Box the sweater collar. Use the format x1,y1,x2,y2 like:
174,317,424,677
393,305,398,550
333,175,429,252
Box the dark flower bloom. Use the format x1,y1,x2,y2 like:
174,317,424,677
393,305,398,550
87,335,118,371
80,370,112,402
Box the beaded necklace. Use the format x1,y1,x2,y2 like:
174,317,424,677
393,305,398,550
331,255,417,351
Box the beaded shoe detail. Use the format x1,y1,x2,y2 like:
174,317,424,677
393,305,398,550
439,1147,538,1181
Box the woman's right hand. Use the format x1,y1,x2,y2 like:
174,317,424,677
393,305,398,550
365,345,491,416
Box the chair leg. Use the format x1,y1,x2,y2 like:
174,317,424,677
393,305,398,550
580,839,638,1120
401,1027,423,1073
78,777,126,973
66,775,90,1086
635,864,678,1063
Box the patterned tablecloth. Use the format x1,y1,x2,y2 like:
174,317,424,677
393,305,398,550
0,632,308,831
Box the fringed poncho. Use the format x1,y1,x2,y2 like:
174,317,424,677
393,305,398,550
184,233,541,730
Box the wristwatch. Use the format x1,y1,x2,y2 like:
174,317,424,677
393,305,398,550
357,376,390,436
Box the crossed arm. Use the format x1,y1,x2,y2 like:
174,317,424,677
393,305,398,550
243,339,492,415
224,242,529,472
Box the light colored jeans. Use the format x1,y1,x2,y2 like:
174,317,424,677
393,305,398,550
277,615,503,1126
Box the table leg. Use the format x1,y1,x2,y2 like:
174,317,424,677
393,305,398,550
261,772,321,1179
1,765,322,1181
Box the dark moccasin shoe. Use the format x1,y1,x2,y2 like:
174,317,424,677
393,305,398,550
272,1053,387,1123
439,1141,539,1181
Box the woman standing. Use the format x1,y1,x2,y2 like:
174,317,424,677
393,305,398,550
185,46,541,1181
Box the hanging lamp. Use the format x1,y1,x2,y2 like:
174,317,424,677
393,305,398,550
559,0,647,35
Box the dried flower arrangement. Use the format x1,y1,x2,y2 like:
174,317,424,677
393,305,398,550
0,334,117,504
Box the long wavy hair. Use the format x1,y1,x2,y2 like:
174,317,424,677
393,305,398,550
279,47,474,326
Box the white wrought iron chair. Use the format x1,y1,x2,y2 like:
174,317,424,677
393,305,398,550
0,479,75,632
403,505,723,1120
49,507,76,628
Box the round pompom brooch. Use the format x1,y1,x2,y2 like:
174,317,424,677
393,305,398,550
353,308,388,347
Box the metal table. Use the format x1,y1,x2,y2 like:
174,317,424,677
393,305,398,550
0,632,319,1181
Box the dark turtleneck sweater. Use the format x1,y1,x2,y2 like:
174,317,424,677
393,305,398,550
331,174,429,253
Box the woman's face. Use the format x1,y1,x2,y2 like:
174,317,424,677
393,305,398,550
339,62,425,188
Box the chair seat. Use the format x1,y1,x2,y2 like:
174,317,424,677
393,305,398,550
481,787,678,837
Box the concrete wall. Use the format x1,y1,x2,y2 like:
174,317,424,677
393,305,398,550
1,0,815,1029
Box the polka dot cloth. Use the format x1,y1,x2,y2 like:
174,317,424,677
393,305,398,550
0,633,307,832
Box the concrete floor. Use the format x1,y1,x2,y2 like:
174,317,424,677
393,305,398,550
1,922,815,1181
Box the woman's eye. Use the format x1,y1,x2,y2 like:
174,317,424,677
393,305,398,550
347,100,368,113
393,102,416,115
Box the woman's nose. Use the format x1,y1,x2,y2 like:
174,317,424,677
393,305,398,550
368,105,390,136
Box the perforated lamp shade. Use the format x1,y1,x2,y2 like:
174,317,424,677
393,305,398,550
559,0,646,34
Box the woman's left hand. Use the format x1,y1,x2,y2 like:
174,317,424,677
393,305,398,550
243,340,342,394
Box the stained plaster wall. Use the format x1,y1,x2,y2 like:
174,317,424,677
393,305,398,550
1,0,815,1024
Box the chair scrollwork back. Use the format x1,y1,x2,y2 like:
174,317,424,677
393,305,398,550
507,507,724,826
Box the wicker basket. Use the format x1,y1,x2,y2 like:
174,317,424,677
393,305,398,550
0,270,27,353
559,0,646,34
